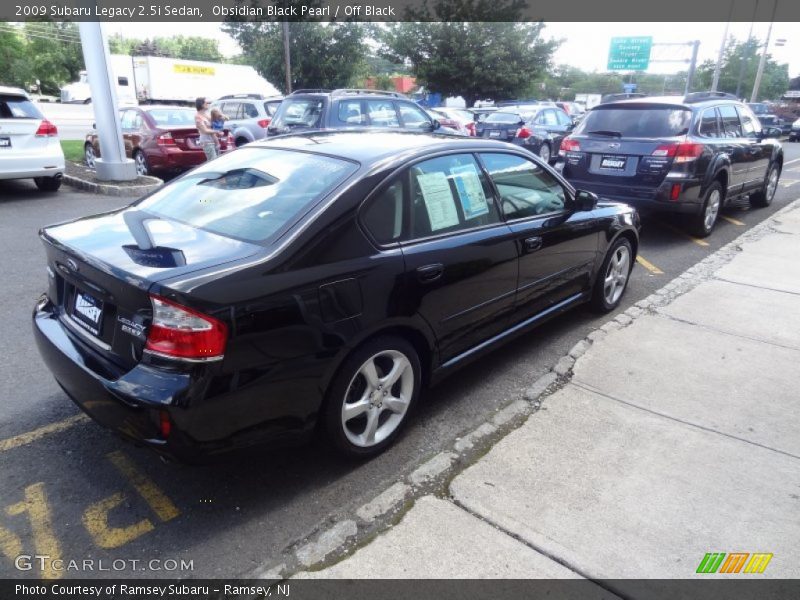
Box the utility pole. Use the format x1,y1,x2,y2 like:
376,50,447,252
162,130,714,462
684,41,700,95
735,0,759,99
282,21,292,94
711,1,734,92
751,0,779,102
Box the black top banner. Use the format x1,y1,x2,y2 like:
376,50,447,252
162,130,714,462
4,0,800,22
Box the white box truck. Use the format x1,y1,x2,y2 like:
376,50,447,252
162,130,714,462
60,55,279,105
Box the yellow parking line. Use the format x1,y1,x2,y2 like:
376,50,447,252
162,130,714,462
655,220,710,247
720,215,745,226
0,414,89,453
106,451,180,522
636,255,664,275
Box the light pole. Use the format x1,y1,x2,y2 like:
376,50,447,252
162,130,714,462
750,0,780,102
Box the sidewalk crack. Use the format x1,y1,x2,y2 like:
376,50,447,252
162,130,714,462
569,380,800,461
445,496,631,600
655,312,800,353
713,276,800,298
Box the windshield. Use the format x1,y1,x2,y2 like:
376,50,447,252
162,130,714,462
485,112,525,124
576,107,692,138
271,99,324,128
136,148,358,244
146,109,195,127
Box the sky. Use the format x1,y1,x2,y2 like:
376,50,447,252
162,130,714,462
103,21,800,78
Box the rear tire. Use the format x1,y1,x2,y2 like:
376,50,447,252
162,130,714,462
323,336,421,459
84,143,96,169
538,143,551,164
689,181,723,238
590,237,633,313
133,150,149,176
34,175,62,192
750,164,779,208
235,137,249,148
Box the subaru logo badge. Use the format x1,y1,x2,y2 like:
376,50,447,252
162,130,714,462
608,142,620,149
67,259,79,272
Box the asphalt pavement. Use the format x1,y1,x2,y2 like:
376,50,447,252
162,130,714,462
0,143,799,579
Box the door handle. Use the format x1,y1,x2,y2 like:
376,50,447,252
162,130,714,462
416,263,444,283
523,236,543,253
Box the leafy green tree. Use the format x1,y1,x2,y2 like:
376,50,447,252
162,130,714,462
378,1,559,107
0,27,31,89
223,19,368,92
694,37,789,101
22,22,84,95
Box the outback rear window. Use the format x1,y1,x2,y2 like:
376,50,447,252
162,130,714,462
271,99,324,128
146,109,195,127
135,148,357,244
0,95,43,119
577,107,692,138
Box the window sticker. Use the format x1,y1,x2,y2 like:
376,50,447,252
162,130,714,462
416,171,460,231
451,164,490,220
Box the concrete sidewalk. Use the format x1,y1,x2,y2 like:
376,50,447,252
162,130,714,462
296,201,800,585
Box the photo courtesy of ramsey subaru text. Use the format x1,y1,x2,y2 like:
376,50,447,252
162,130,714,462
33,131,639,461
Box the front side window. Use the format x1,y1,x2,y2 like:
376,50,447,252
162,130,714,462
337,100,365,125
366,100,400,127
398,103,432,129
718,105,742,138
479,153,566,219
136,148,357,244
119,110,136,130
272,99,324,128
736,105,761,138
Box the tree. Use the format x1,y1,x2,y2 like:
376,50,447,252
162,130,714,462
694,37,789,101
0,27,31,89
378,1,559,107
22,22,84,95
110,35,223,62
223,19,368,92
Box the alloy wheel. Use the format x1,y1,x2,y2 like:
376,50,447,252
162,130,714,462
603,244,630,306
84,145,96,169
704,189,721,231
134,152,147,176
341,350,414,448
539,144,551,163
766,168,779,203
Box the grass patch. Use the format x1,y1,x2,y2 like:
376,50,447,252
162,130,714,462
60,140,84,163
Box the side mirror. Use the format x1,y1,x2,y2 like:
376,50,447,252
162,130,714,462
431,119,441,131
574,189,598,212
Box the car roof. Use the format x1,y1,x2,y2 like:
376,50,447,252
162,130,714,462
0,85,29,97
251,130,518,164
603,94,744,110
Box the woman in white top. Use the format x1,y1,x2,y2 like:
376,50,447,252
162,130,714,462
195,97,220,161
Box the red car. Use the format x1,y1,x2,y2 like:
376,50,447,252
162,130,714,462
84,106,234,177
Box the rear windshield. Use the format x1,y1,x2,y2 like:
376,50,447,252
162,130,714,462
135,148,358,244
146,109,195,127
271,99,324,128
0,94,44,119
577,107,692,138
747,103,769,115
264,100,282,116
485,112,524,124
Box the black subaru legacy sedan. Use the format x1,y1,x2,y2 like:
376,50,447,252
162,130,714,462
33,131,640,461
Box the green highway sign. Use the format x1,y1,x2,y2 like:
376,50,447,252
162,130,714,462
608,36,653,71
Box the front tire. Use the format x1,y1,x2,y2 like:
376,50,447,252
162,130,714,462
750,164,779,208
323,336,421,458
84,143,96,169
34,175,62,192
591,237,633,313
689,181,723,238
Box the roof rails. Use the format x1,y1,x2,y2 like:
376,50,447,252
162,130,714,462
289,89,332,95
330,88,405,98
217,93,268,100
683,91,739,103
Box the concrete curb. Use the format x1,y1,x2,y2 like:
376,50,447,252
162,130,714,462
251,198,800,581
62,164,162,198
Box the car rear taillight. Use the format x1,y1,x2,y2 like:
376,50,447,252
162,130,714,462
466,122,476,136
145,295,228,361
516,126,531,139
559,137,581,155
35,120,58,137
257,118,271,128
156,132,176,146
652,142,704,163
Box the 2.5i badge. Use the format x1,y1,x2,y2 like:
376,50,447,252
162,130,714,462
117,315,145,339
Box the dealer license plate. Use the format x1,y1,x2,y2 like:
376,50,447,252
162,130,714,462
0,137,11,148
600,156,627,170
72,290,104,335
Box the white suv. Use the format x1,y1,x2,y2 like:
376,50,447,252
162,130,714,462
0,86,64,191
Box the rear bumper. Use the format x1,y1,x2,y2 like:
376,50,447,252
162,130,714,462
146,147,207,174
566,176,704,215
0,146,65,180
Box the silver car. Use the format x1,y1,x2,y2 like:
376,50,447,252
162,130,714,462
212,94,284,147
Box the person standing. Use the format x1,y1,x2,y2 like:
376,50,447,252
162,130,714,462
195,97,219,161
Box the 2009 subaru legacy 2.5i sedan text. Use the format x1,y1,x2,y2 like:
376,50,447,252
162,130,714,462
33,131,640,461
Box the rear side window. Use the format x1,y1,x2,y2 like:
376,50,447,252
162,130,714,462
147,109,194,127
272,99,324,128
136,148,357,244
337,100,366,125
366,100,399,127
0,94,43,119
398,103,431,129
243,103,259,118
578,107,692,137
718,105,742,138
698,108,719,138
361,180,405,245
480,153,566,219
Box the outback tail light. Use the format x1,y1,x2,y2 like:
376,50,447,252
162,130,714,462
35,120,58,137
516,126,532,139
156,132,176,146
652,142,704,163
145,295,228,361
559,137,581,155
670,183,682,201
257,118,271,128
